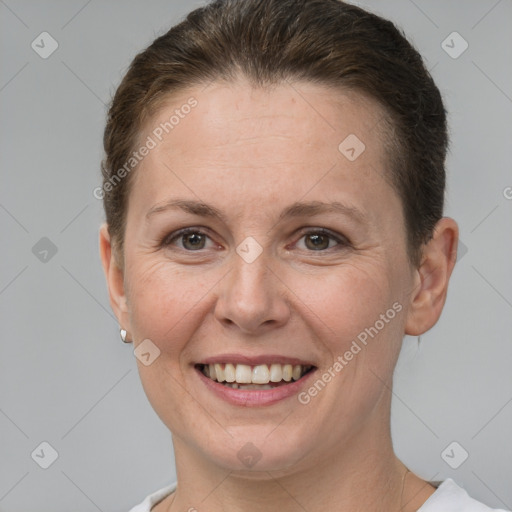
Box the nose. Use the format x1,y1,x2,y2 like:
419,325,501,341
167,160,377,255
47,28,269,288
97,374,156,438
214,249,291,335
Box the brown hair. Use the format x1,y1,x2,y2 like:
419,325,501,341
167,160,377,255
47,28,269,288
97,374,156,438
101,0,447,266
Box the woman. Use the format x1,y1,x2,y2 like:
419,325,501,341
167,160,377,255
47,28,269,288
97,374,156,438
98,0,509,510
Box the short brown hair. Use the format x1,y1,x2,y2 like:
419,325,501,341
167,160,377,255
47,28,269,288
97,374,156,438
102,0,447,266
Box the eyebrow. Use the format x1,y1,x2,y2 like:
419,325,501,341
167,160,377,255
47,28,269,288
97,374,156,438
145,199,367,225
146,199,229,223
277,200,366,224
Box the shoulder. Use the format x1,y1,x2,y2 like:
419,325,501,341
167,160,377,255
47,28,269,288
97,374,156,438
419,478,510,512
127,479,510,512
128,483,176,512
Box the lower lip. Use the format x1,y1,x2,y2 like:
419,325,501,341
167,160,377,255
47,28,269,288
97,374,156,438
195,367,316,407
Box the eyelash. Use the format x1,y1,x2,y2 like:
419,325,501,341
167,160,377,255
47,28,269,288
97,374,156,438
161,227,350,252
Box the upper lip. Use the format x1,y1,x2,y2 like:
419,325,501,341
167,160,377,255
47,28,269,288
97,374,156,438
197,354,316,367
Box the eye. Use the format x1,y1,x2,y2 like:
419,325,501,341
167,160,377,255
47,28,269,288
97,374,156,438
162,228,216,251
294,229,348,251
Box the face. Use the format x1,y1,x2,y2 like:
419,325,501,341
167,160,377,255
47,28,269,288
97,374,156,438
113,79,418,474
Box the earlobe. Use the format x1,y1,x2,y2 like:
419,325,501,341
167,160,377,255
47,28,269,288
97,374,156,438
99,224,130,327
404,217,458,336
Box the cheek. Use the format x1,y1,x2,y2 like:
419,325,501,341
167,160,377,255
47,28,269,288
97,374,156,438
289,258,407,389
293,260,401,338
125,259,216,348
124,261,215,424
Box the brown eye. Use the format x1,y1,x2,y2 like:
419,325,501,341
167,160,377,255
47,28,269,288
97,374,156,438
304,233,331,250
295,229,348,252
181,232,206,250
163,228,214,251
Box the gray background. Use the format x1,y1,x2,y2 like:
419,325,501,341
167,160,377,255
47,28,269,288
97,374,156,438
1,0,511,510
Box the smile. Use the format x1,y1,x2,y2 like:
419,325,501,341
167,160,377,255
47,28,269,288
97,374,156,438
196,363,314,389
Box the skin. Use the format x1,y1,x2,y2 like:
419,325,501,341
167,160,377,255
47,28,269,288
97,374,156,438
100,79,458,512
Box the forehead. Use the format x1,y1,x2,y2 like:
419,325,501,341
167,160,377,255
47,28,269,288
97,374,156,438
147,79,385,156
131,79,396,222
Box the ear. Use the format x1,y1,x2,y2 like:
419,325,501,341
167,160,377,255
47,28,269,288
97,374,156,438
405,217,459,336
99,224,131,335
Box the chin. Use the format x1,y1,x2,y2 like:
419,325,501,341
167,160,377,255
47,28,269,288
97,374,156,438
194,424,316,476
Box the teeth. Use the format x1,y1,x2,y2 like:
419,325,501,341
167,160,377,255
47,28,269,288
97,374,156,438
224,383,274,390
214,363,225,382
282,364,293,382
201,363,311,385
269,363,283,382
224,363,236,383
252,364,270,384
235,364,252,383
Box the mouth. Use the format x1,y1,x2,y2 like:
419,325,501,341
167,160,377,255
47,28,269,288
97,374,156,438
195,362,315,390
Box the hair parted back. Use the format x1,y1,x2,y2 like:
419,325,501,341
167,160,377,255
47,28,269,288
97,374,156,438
102,0,447,267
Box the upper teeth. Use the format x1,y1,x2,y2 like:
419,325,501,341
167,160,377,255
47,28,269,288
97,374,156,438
201,363,311,384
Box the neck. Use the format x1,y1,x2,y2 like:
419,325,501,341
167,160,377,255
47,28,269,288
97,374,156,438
170,410,410,512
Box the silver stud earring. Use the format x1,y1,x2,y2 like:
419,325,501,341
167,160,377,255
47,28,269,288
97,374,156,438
120,328,130,343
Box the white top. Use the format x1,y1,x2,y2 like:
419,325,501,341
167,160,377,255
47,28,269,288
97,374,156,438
128,478,510,512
